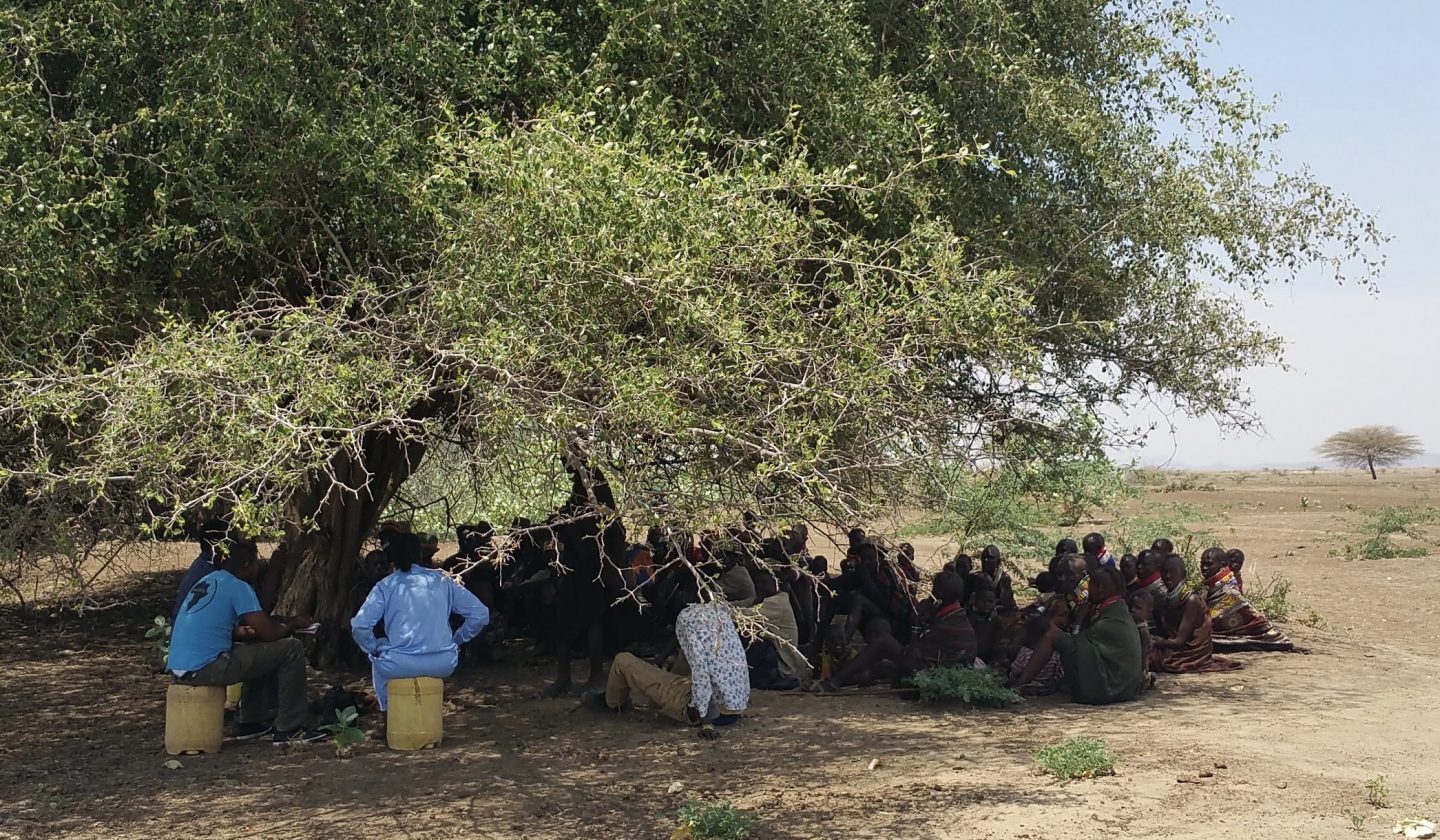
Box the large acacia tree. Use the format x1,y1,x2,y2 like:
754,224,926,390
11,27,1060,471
1,0,1382,655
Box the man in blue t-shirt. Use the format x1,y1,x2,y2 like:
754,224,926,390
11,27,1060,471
170,535,322,745
170,519,228,622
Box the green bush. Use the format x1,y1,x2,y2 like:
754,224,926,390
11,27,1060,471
673,801,750,840
909,666,1020,707
1032,736,1117,780
1246,575,1294,622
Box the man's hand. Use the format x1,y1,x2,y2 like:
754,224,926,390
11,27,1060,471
697,724,721,741
287,615,315,632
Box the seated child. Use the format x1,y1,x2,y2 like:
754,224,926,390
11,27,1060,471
968,584,1001,665
1007,614,1063,696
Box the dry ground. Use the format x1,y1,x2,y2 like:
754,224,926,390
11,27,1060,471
2,469,1438,839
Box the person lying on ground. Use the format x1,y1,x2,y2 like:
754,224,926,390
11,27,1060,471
1200,548,1306,653
169,534,322,744
1008,566,1144,705
817,572,977,690
350,532,490,713
1007,614,1065,696
1150,554,1240,674
582,575,749,740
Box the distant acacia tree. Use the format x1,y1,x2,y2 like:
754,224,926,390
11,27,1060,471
1315,426,1424,479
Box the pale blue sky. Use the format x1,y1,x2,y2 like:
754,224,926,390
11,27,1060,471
1113,0,1440,468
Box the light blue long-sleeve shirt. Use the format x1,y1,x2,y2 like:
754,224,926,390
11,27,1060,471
350,565,489,658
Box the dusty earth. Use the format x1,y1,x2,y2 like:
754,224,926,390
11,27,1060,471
2,469,1438,839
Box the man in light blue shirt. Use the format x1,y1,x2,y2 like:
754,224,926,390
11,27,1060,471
351,532,489,710
170,536,322,744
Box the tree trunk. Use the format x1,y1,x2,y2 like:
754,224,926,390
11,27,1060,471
1367,456,1377,480
260,427,426,666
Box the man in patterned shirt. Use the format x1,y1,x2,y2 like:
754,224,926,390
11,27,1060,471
583,576,750,739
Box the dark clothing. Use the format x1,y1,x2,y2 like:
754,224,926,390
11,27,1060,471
1056,598,1143,705
175,637,310,732
171,550,214,621
903,606,978,671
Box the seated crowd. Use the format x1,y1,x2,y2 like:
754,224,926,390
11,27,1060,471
166,517,1305,744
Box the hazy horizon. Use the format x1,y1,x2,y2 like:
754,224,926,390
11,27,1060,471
1107,1,1439,470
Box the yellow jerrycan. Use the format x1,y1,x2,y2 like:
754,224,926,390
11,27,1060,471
386,677,444,751
165,684,225,755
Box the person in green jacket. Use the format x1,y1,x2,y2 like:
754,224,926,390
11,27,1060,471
1010,565,1143,705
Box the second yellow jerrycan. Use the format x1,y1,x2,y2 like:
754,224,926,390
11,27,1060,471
165,683,225,755
386,677,443,751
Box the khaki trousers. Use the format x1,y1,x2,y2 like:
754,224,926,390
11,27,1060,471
607,652,692,723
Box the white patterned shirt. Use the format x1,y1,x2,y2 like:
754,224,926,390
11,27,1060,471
676,601,750,715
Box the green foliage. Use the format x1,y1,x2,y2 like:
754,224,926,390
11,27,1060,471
913,442,1137,565
673,801,750,840
1365,776,1389,808
319,706,366,758
909,667,1021,708
1106,503,1216,559
1341,506,1435,560
1246,575,1295,623
1032,737,1117,780
145,615,172,663
1369,506,1436,536
1300,496,1313,511
0,0,1386,614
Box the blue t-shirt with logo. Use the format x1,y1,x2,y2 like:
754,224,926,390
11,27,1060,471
168,569,262,673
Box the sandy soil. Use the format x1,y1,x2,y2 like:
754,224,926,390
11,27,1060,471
2,469,1437,840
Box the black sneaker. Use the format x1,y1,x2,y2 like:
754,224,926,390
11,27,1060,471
580,688,612,713
230,722,274,741
272,728,327,746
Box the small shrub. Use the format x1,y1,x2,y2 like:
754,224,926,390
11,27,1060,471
909,667,1021,707
1370,506,1436,536
145,615,172,663
1299,608,1327,629
1364,776,1389,808
319,706,366,758
1033,736,1117,780
673,801,750,840
1245,574,1294,622
1345,810,1364,831
1300,496,1313,510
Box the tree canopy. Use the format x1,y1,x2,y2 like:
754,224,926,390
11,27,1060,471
1316,426,1423,479
1,0,1384,620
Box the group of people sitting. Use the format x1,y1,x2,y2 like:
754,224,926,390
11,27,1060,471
164,515,1304,745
